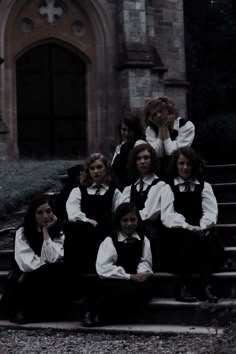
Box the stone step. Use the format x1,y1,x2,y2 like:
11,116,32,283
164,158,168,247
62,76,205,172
0,250,13,270
217,224,236,246
0,246,235,272
0,319,224,335
212,182,236,203
218,202,236,224
0,271,8,292
207,164,236,183
154,272,236,299
0,269,236,299
64,297,235,327
0,291,232,328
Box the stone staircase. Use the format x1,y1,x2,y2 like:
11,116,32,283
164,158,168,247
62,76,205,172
0,164,236,334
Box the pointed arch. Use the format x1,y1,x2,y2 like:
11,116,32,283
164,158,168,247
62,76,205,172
0,0,117,157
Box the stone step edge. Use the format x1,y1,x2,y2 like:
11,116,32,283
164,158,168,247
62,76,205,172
212,182,236,187
0,222,236,236
1,270,236,279
208,164,236,169
2,246,236,256
0,320,224,335
218,202,236,206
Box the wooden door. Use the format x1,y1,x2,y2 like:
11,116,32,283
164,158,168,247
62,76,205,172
16,43,86,157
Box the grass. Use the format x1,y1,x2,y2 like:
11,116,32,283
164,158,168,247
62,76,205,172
0,159,81,219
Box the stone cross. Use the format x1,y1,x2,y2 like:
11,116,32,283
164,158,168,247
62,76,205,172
39,0,64,24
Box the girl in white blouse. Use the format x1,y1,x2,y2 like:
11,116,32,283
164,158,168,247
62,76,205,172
65,153,122,273
82,202,153,326
161,147,224,303
6,195,66,324
121,141,166,270
144,96,195,180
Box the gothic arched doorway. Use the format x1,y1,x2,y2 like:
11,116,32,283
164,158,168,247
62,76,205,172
16,43,86,158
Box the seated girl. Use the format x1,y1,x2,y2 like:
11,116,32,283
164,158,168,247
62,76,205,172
144,96,195,179
121,140,166,270
83,202,153,326
6,195,67,324
65,153,122,273
161,147,224,302
144,96,195,158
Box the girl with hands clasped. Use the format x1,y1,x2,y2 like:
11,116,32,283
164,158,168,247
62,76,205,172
82,203,153,327
161,147,224,303
144,96,195,179
144,96,195,158
6,195,67,324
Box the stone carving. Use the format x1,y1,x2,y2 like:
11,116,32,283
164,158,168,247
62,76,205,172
72,21,84,36
21,18,34,33
39,0,64,24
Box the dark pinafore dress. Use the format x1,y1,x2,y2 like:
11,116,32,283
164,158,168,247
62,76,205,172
130,178,161,271
64,185,115,273
160,181,224,281
87,231,153,320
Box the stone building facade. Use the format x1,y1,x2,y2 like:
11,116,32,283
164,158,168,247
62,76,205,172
0,0,187,159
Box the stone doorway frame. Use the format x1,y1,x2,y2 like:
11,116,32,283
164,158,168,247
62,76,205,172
0,0,117,158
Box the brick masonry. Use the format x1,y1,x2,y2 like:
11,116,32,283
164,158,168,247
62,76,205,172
0,0,187,159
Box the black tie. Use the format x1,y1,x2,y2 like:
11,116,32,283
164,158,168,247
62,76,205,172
95,185,101,195
139,179,144,194
184,182,191,192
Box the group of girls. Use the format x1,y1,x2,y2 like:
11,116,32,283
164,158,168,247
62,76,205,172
3,95,224,326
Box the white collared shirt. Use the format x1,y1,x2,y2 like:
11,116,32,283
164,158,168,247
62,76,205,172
111,142,125,165
145,117,195,158
96,231,153,280
161,177,218,229
66,183,122,222
121,173,166,221
15,227,64,272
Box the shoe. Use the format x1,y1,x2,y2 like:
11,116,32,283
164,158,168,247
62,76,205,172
176,285,197,302
10,311,27,324
82,311,101,327
199,285,218,303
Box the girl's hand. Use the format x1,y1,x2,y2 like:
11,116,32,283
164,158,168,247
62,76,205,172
43,214,57,230
186,224,201,232
87,219,98,227
130,273,152,282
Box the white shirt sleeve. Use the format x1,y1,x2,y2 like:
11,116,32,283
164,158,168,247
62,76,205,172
15,228,65,273
96,236,153,279
145,126,165,158
164,119,195,156
137,236,153,274
15,228,43,272
139,181,166,221
200,182,218,229
111,143,122,165
66,187,88,222
161,184,189,228
120,185,132,204
96,237,131,280
112,188,123,211
41,233,65,263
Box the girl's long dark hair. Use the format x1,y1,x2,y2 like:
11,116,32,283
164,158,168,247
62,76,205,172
112,202,144,235
127,143,160,181
119,110,144,143
167,147,206,182
22,195,61,256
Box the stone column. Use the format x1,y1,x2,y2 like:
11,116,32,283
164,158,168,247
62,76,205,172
117,0,166,111
0,57,8,159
